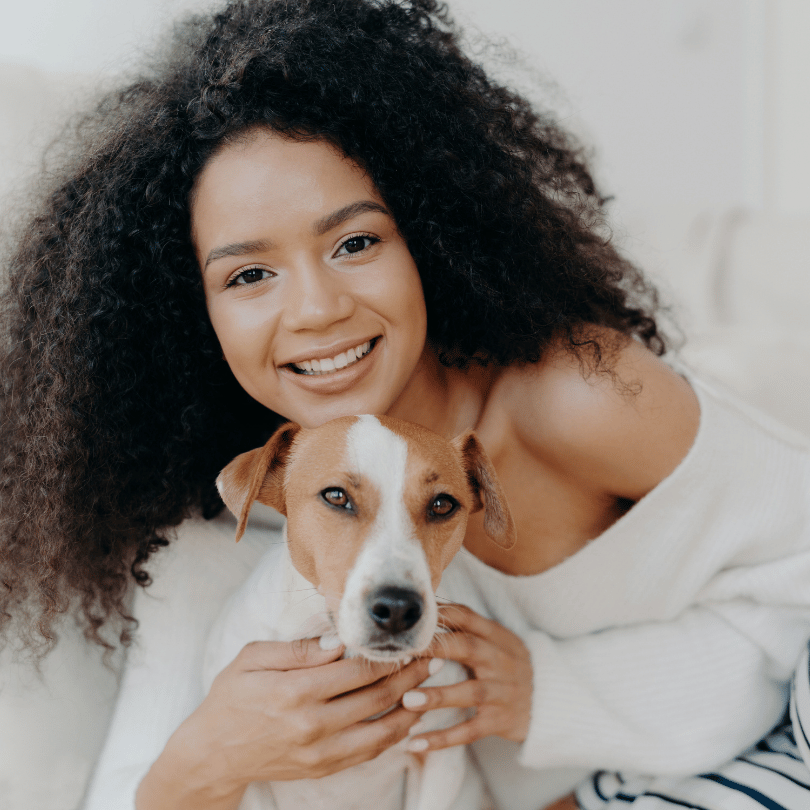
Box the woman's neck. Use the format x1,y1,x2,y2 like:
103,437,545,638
386,345,496,440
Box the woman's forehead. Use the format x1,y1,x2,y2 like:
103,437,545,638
193,129,375,207
190,129,386,254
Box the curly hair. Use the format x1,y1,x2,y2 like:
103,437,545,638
0,0,666,653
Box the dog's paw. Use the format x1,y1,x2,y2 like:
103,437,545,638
319,630,342,650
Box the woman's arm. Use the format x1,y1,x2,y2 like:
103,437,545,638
404,339,810,773
410,599,809,773
83,515,429,809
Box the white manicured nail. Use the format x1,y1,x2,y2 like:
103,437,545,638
403,690,427,708
407,738,429,753
428,658,444,676
409,720,427,735
401,655,413,665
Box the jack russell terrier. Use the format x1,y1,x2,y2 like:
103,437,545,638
203,414,516,810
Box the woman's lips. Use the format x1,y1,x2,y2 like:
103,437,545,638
280,337,381,393
290,339,374,375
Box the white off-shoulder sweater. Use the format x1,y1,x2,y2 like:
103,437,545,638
83,374,810,810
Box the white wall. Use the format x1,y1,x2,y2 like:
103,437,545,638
0,0,212,75
764,0,810,214
5,0,810,220
0,0,762,221
454,0,754,218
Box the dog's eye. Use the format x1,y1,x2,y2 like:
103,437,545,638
321,488,353,511
428,494,457,518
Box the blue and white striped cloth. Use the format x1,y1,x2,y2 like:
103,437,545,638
575,643,810,809
790,640,810,780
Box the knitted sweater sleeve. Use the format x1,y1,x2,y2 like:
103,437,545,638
82,515,266,810
502,379,810,776
519,595,810,775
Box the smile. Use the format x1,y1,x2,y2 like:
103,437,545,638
291,339,375,375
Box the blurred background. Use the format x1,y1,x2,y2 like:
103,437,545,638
2,1,810,807
0,0,786,215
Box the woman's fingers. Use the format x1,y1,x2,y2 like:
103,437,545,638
305,653,431,703
404,605,534,747
407,715,485,752
319,658,433,727
198,645,435,784
438,604,527,656
233,639,431,704
402,677,489,712
439,602,496,635
234,637,344,672
216,607,532,771
310,707,425,777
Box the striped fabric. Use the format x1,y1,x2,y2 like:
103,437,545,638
575,720,810,810
790,641,810,768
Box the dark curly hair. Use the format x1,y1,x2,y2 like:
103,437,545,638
0,0,665,654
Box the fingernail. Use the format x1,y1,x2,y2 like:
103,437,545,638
407,738,429,753
402,690,427,709
409,719,427,735
428,658,444,676
401,655,413,665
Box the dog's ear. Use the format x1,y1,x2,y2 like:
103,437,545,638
216,422,301,541
452,430,516,550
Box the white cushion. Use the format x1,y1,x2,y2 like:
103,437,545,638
0,624,121,810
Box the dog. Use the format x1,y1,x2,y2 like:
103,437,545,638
203,414,516,810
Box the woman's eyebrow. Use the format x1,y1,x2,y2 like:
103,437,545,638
204,239,274,271
313,200,390,236
203,201,390,271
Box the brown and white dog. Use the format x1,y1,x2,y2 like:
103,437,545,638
203,414,515,810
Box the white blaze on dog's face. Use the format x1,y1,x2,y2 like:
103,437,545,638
282,415,478,660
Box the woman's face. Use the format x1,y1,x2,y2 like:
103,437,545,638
193,130,428,428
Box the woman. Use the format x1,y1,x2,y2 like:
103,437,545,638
2,1,810,808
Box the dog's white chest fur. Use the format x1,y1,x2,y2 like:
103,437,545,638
202,538,487,810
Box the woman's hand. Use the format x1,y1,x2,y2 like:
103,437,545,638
136,638,432,810
403,605,533,752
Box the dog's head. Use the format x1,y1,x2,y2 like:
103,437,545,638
217,414,515,661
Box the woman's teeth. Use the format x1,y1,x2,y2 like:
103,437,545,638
292,340,373,375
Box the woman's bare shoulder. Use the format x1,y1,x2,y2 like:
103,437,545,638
494,332,699,501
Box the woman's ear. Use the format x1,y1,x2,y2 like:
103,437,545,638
216,422,301,541
452,430,517,550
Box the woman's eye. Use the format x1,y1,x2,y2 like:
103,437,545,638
321,488,354,511
336,235,378,256
227,267,273,287
428,494,457,518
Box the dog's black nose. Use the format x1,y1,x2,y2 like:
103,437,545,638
367,586,423,634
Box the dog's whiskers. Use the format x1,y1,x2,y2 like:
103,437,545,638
315,586,342,599
432,633,454,658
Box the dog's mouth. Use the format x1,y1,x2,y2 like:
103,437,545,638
351,628,433,663
338,625,432,663
357,643,423,663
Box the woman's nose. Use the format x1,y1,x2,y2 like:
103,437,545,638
280,262,356,332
